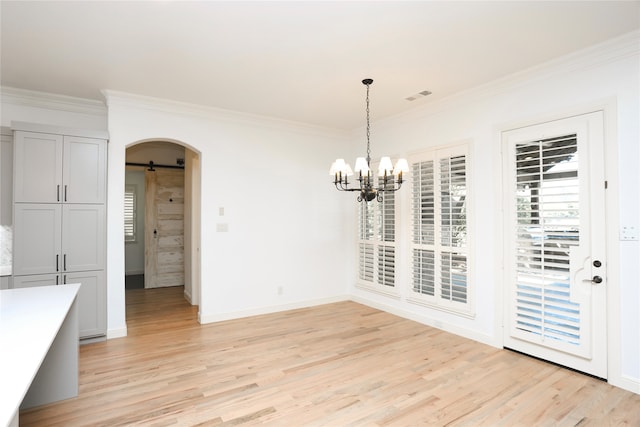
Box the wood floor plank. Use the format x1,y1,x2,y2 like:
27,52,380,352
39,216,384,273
19,286,640,426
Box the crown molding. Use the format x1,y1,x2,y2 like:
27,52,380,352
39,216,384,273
0,86,107,117
101,89,350,141
381,30,640,128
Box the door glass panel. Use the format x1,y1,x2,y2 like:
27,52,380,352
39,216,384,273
514,134,581,346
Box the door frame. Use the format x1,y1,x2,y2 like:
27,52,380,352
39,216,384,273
124,139,202,306
494,100,623,386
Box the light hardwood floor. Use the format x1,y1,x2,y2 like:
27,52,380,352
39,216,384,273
20,286,640,426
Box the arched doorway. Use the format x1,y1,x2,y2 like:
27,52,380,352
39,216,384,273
124,139,201,307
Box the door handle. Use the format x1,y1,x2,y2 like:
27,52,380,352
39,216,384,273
154,229,158,238
592,275,603,284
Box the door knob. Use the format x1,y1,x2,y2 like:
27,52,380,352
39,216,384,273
592,275,603,284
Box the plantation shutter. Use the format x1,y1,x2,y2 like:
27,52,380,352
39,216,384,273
513,134,581,345
377,177,395,287
357,172,397,290
124,185,136,242
439,155,468,304
411,159,435,296
410,146,470,313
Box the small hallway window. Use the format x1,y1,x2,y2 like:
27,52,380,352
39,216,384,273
124,184,137,242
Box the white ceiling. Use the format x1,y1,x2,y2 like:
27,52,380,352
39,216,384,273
1,1,639,130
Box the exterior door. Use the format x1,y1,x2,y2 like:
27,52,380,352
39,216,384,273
502,111,607,378
145,168,185,288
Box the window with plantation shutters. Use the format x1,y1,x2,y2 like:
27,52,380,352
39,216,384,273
124,185,137,242
357,175,397,291
409,145,471,314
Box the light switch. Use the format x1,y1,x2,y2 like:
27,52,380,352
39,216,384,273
620,225,639,241
219,207,224,216
216,223,229,232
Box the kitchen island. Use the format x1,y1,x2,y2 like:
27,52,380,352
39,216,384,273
0,284,80,427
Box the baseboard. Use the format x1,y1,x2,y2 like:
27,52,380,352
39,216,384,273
349,294,499,348
106,326,127,340
609,374,640,395
183,288,192,304
199,295,350,324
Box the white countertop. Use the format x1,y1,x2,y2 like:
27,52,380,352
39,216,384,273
0,284,81,427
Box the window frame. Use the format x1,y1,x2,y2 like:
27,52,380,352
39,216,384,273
407,143,474,317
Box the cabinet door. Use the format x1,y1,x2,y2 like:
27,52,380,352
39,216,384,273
14,131,63,203
62,204,105,272
12,273,60,288
13,204,62,275
63,270,105,338
63,136,106,203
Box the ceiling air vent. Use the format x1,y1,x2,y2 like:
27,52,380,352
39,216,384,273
405,90,432,101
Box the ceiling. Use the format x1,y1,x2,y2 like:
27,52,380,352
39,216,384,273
1,1,639,130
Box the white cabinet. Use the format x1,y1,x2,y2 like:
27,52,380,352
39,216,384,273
13,204,105,276
12,204,61,276
11,123,108,339
12,271,106,338
13,131,106,204
12,273,59,288
13,132,63,203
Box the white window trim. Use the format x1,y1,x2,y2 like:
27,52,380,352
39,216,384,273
406,142,475,318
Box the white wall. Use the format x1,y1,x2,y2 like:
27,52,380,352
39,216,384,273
1,31,636,394
103,92,353,339
349,31,640,393
124,169,145,275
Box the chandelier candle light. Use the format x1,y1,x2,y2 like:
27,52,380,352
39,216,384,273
330,79,409,202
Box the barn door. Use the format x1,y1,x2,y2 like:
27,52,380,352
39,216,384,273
502,111,607,378
145,168,185,289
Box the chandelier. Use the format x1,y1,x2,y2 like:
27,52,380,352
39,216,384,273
330,79,408,202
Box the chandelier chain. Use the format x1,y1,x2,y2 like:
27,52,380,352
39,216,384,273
365,82,371,164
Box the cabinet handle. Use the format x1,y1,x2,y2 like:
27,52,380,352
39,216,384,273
64,185,68,202
57,185,60,202
64,254,67,271
56,275,59,286
64,275,67,285
56,254,59,272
